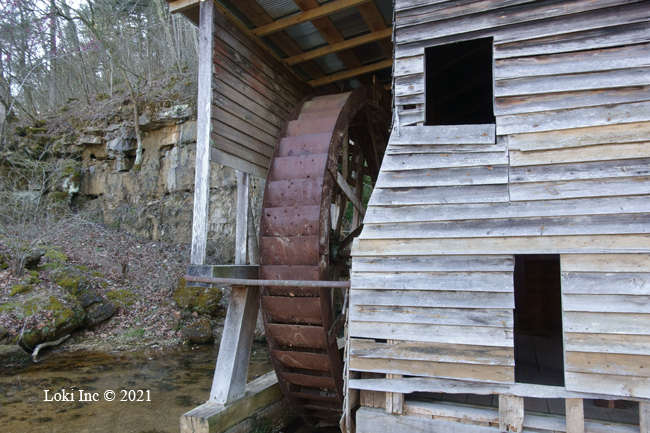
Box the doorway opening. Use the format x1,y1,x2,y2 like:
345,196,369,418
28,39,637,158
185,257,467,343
514,255,564,386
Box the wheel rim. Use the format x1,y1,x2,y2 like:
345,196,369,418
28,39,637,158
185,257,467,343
259,86,390,425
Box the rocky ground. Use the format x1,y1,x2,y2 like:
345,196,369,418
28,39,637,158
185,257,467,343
0,218,230,365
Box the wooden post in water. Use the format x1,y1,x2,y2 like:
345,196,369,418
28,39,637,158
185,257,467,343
210,171,261,404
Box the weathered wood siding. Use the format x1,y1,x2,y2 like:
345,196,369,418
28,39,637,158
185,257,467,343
351,0,650,401
562,254,650,399
210,9,312,178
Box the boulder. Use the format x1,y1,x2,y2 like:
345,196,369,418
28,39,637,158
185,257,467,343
9,284,32,297
83,300,115,327
181,317,214,344
20,295,85,350
174,278,222,316
77,287,103,308
24,248,45,269
52,267,94,296
0,345,31,365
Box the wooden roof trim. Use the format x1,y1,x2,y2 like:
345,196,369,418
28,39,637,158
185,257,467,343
285,27,393,65
169,0,199,14
251,0,373,37
309,58,393,87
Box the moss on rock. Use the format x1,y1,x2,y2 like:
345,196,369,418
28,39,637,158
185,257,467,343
106,289,136,308
52,267,93,296
173,277,222,316
20,294,85,350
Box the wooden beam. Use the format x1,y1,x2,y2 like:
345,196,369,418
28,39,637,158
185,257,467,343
190,1,214,265
332,168,366,218
168,0,199,14
566,398,585,433
641,402,649,433
499,394,524,432
309,59,393,87
252,0,373,37
235,171,249,265
181,371,283,433
285,27,392,65
357,1,393,59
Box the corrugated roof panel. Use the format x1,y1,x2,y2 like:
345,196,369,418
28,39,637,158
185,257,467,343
254,0,301,20
283,21,329,51
374,0,394,26
313,53,347,75
329,8,370,38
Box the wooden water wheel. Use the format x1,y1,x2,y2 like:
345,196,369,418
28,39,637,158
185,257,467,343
258,85,390,426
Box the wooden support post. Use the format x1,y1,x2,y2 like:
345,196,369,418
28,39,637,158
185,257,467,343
209,170,260,404
640,402,650,433
190,0,214,266
565,398,584,433
385,373,404,415
499,394,524,432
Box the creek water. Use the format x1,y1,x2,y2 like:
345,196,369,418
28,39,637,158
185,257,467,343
0,343,272,433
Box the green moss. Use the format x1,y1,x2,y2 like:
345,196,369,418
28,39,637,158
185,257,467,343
0,303,18,313
173,278,222,316
44,248,67,262
106,289,136,308
10,284,32,297
1,263,8,270
49,191,69,204
52,268,91,296
38,262,63,271
91,271,104,278
20,295,85,349
73,265,90,272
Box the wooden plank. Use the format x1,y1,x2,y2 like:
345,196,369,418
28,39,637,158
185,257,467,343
368,184,510,206
350,377,650,402
562,272,650,295
235,171,249,265
351,289,514,309
353,235,650,256
360,214,650,240
394,73,424,97
496,67,650,97
211,111,276,149
376,164,508,188
508,176,650,202
351,255,515,272
496,86,650,117
494,22,650,59
350,339,514,366
212,88,281,138
364,196,650,225
398,108,425,127
351,271,514,292
356,407,496,433
350,305,513,328
211,130,271,164
566,352,650,377
565,332,650,356
168,0,199,14
209,147,268,179
395,2,650,60
390,124,496,145
308,59,393,87
181,371,282,433
394,55,424,77
190,1,214,266
497,101,650,135
381,152,508,171
385,142,506,155
561,254,650,272
285,27,392,65
396,0,536,29
509,142,650,167
395,0,634,45
565,372,650,399
356,1,393,59
348,321,513,347
500,394,524,432
563,294,650,314
495,43,650,80
351,355,514,382
641,402,650,433
385,372,404,415
565,399,584,433
252,0,372,37
508,122,650,151
213,81,285,128
564,312,650,335
510,158,650,183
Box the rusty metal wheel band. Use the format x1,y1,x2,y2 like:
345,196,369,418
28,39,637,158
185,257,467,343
259,86,390,426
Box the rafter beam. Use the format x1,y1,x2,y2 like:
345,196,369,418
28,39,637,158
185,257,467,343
357,1,393,59
252,0,373,37
285,27,392,65
168,0,199,14
309,59,393,87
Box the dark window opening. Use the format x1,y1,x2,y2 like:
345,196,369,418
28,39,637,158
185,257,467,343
514,255,564,386
425,38,495,125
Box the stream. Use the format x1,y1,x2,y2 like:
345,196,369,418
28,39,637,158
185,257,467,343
0,343,273,433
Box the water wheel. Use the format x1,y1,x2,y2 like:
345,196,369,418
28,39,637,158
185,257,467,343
259,85,390,426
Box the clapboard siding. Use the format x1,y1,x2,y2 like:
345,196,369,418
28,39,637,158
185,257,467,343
561,254,650,398
209,8,311,177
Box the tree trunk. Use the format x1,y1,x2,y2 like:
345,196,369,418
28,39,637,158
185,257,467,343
49,0,57,109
